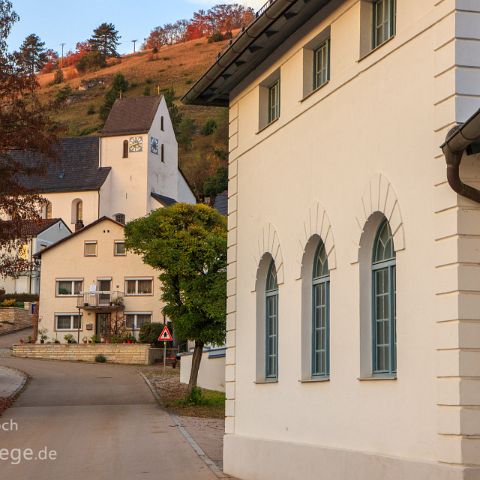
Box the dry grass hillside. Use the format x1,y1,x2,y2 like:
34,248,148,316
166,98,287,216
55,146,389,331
37,37,229,197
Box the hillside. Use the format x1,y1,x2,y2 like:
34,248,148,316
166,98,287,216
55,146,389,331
37,37,229,198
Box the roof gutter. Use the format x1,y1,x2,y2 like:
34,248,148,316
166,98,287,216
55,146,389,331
182,0,298,105
441,109,480,203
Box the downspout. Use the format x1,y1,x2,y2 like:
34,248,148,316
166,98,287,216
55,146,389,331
441,109,480,203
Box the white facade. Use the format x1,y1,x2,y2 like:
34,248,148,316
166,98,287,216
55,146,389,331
187,1,480,479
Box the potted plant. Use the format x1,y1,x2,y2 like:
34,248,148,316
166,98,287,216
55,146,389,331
39,328,48,344
64,334,74,344
82,336,88,344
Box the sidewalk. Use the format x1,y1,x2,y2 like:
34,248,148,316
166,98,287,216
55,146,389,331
0,365,28,414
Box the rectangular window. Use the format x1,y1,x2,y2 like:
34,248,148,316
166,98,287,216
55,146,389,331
373,0,396,49
114,241,126,256
125,278,153,296
312,280,330,377
161,144,165,163
55,314,82,331
56,279,83,296
268,80,280,124
313,39,330,91
125,313,152,330
97,279,111,306
84,241,97,257
265,293,278,379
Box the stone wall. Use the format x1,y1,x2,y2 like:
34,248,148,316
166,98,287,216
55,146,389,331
0,308,32,336
12,343,153,365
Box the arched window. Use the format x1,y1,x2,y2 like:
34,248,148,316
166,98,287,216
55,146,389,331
72,199,83,224
123,140,128,158
42,201,52,219
372,220,396,375
312,242,330,377
265,261,279,379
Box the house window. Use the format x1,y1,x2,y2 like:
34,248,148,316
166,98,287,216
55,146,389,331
161,116,164,131
72,199,83,224
123,140,129,158
313,39,330,91
56,279,83,296
55,314,82,331
372,220,396,375
114,241,126,256
97,279,112,305
161,144,165,163
373,0,396,49
268,80,280,124
312,242,330,378
125,278,153,296
125,313,152,331
84,241,97,257
114,213,126,225
265,261,279,379
41,201,52,219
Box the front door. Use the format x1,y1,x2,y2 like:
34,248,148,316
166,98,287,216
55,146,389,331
96,313,111,338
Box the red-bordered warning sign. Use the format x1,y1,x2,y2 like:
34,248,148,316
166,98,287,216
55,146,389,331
158,325,173,342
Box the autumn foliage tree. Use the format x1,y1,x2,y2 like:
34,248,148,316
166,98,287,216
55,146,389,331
0,1,56,276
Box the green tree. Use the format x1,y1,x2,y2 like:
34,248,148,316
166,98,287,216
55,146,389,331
177,116,196,149
89,22,120,58
204,166,228,198
75,50,106,72
124,204,227,392
19,33,47,73
201,118,217,136
160,87,182,133
99,73,129,121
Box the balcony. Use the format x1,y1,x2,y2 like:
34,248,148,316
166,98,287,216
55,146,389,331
77,291,125,311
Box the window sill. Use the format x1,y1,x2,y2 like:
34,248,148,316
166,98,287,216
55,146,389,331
254,378,278,384
358,35,395,63
256,117,279,135
300,81,330,103
357,375,397,382
299,377,330,383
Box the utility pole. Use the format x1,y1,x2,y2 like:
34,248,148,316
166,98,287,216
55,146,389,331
132,39,137,53
60,42,65,68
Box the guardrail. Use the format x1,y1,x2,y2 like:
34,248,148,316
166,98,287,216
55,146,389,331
77,291,124,309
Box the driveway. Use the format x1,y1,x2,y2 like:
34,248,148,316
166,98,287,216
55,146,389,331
0,357,218,480
0,328,32,349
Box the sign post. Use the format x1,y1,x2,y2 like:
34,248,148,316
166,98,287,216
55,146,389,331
158,325,173,376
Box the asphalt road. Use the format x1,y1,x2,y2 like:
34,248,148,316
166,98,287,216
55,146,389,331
0,355,217,479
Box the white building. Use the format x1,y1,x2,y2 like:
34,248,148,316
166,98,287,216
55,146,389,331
2,95,196,294
184,1,480,479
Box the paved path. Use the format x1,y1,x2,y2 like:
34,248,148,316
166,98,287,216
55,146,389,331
0,357,217,480
0,328,32,357
0,366,27,398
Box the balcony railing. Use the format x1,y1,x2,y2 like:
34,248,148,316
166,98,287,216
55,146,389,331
77,291,125,310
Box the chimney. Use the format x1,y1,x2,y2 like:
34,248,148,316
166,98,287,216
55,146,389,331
75,220,84,232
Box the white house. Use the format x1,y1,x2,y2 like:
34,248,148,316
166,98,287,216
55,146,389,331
184,1,480,479
2,95,196,294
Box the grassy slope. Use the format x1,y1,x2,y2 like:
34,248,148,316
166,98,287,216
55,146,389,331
37,37,229,196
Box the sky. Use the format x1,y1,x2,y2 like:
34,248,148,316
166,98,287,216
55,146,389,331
8,0,265,55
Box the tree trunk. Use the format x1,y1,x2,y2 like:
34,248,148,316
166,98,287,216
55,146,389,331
188,340,204,393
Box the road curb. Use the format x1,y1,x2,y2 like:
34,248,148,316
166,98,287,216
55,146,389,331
0,366,29,414
139,372,229,479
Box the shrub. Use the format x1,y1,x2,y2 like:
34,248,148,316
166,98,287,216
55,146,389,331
143,85,151,96
52,68,64,85
139,323,171,347
0,293,38,303
55,84,73,104
87,104,95,115
76,50,106,73
0,299,16,307
201,118,217,136
95,354,107,363
208,32,225,43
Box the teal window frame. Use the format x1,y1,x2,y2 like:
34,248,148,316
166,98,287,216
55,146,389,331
268,80,280,124
265,261,279,379
372,220,396,376
313,39,330,91
372,0,396,49
312,242,330,378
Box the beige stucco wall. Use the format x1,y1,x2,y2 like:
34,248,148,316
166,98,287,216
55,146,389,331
224,1,480,479
38,219,163,344
42,190,99,228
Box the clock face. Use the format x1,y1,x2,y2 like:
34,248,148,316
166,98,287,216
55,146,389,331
129,136,143,153
150,137,159,155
